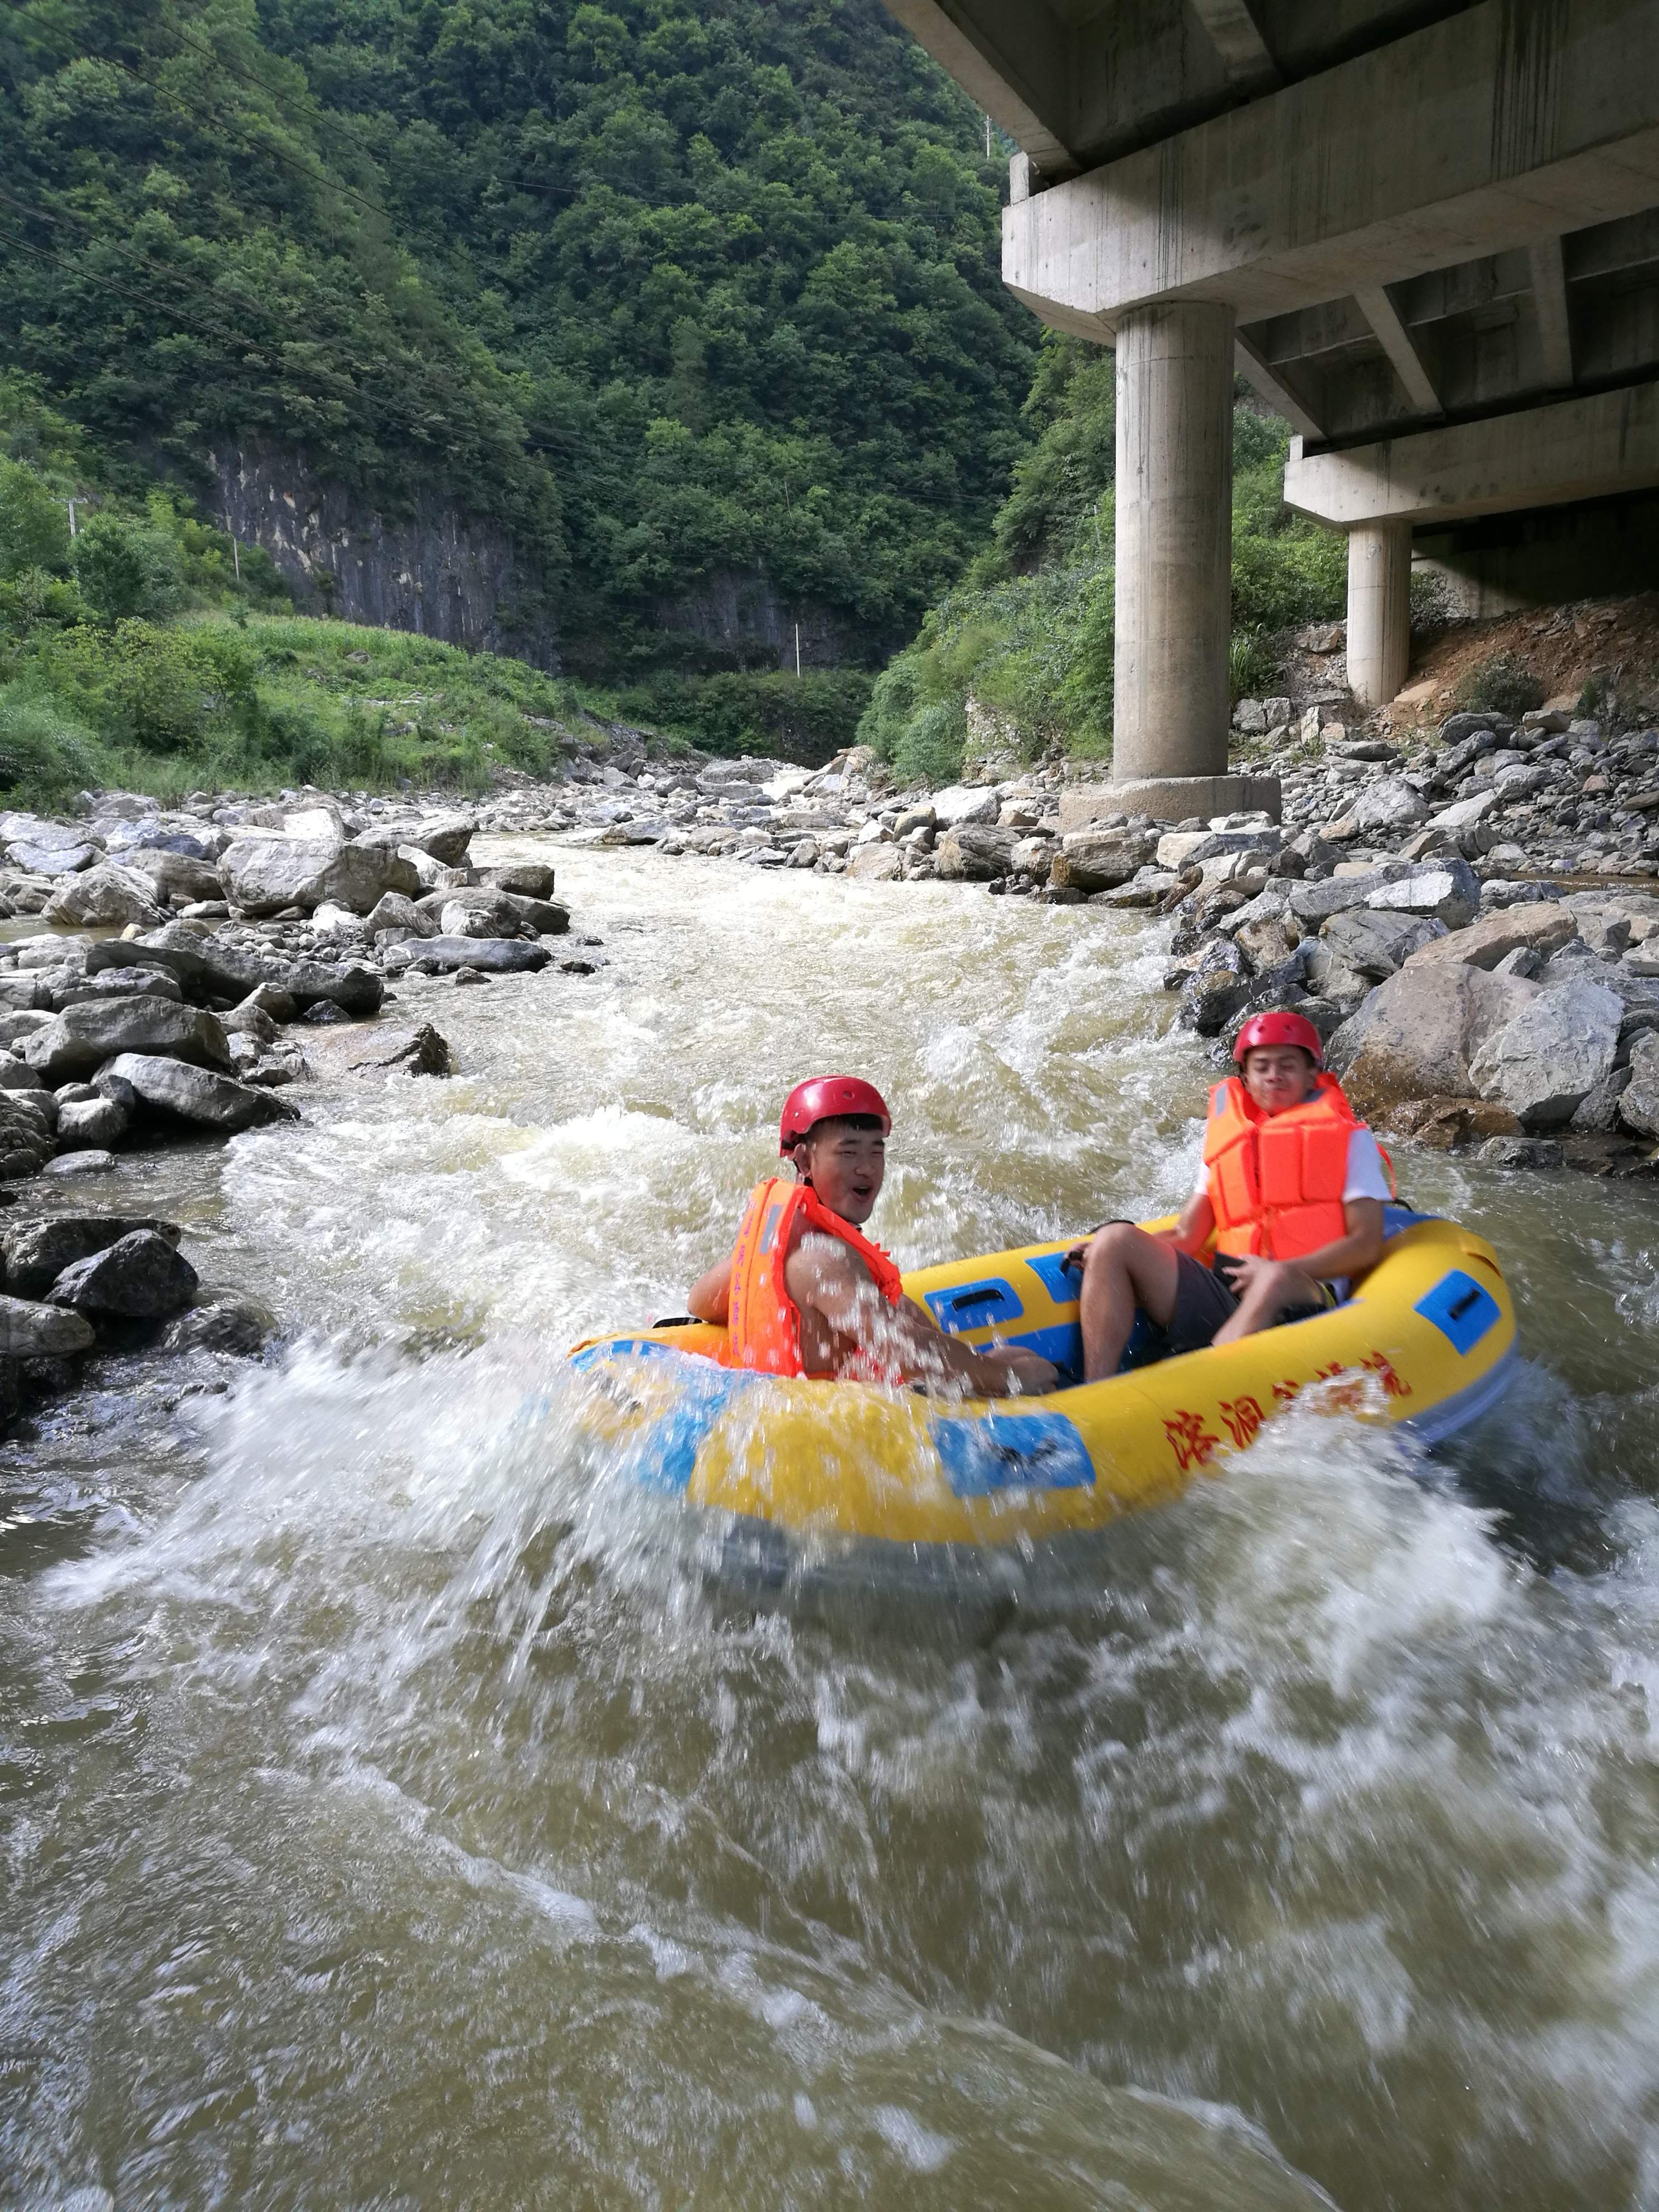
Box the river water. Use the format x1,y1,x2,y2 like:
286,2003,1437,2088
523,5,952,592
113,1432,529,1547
3,846,1658,2210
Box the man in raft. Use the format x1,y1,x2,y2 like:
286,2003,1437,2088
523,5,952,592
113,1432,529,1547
687,1076,1059,1396
1070,1011,1391,1382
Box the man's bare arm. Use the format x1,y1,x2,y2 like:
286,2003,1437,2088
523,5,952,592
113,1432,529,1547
686,1257,732,1325
788,1234,1056,1396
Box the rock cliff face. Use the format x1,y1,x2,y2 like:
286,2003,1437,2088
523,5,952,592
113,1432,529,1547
210,445,559,672
654,570,870,671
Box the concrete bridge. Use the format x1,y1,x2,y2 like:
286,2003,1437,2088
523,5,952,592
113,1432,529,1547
880,0,1659,819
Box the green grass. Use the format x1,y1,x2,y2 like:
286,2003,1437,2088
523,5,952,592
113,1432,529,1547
0,612,677,813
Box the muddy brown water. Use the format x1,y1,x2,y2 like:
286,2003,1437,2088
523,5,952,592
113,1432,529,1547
3,846,1657,2210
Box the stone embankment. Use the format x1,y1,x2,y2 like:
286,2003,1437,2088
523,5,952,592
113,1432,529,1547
0,789,601,1434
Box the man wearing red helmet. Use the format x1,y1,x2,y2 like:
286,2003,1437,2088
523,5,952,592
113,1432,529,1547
1068,1010,1391,1381
687,1076,1058,1395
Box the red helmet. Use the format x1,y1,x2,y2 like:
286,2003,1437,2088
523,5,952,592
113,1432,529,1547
779,1075,891,1153
1234,1010,1323,1065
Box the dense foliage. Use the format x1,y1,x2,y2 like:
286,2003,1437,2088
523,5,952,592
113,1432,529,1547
0,0,1036,732
860,336,1348,782
0,377,639,804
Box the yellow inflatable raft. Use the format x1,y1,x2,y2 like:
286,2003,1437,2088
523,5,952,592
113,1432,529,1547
567,1205,1516,1551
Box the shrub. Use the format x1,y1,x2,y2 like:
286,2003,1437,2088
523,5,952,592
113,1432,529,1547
42,619,256,751
1453,653,1545,719
0,459,71,580
0,680,100,804
615,668,870,764
1229,627,1280,704
71,511,185,625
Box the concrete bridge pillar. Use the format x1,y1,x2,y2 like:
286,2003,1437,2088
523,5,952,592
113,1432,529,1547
1108,302,1275,821
1346,518,1413,708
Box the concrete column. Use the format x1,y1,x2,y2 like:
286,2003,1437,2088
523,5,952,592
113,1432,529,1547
1345,518,1412,707
1112,301,1236,796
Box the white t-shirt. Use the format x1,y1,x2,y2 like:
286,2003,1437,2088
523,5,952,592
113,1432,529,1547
1194,1127,1391,1205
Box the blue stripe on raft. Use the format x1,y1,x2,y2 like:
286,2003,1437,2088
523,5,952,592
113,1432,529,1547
932,1408,1095,1496
1025,1251,1081,1305
1385,1205,1440,1235
570,1341,755,1493
1414,1268,1502,1356
924,1276,1025,1332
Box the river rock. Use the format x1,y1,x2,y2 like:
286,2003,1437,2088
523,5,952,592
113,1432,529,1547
502,893,569,936
121,848,225,905
220,1000,279,1046
364,891,437,940
1405,903,1579,972
439,888,523,938
1288,870,1401,925
934,826,1018,881
1616,1031,1659,1138
0,1055,45,1091
57,1096,128,1149
1351,778,1430,835
220,835,419,917
1320,908,1447,980
0,1293,95,1357
48,1229,198,1319
849,845,904,881
1569,1064,1633,1133
2,1214,182,1297
408,937,551,975
1479,1136,1566,1171
42,864,168,930
1467,977,1623,1128
94,1054,301,1132
1364,857,1480,929
1429,790,1501,831
930,784,1002,829
1329,962,1541,1113
55,965,185,1010
1383,1096,1524,1149
22,998,231,1084
11,841,97,876
349,1023,451,1078
477,861,556,899
1052,830,1158,892
400,814,476,866
163,1296,276,1355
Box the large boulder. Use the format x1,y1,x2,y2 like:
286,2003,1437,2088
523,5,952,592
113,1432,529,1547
47,1229,198,1319
22,997,231,1084
503,892,569,937
1405,902,1579,972
363,891,437,940
1320,907,1447,981
1052,829,1158,892
57,1095,127,1149
1288,870,1401,926
41,864,168,930
95,1054,300,1133
56,964,184,1008
0,1293,95,1357
219,835,419,916
399,814,476,866
1364,857,1480,930
401,936,551,975
2,1214,182,1298
120,847,225,905
438,887,525,938
934,826,1018,881
1617,1031,1659,1138
93,927,383,1018
1468,977,1624,1129
478,861,556,899
849,844,904,881
1329,961,1540,1114
929,784,1002,829
1351,777,1430,835
0,1092,56,1179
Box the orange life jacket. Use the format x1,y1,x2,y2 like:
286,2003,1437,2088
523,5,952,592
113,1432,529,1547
1203,1073,1393,1261
724,1176,905,1379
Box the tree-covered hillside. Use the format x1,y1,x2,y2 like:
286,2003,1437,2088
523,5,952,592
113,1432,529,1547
0,0,1036,737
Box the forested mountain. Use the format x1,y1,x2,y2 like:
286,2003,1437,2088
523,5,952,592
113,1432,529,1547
0,0,1037,739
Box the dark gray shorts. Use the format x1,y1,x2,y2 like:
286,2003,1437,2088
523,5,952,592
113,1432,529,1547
1161,1250,1240,1356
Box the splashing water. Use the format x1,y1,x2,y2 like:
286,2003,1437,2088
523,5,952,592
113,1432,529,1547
3,848,1659,2210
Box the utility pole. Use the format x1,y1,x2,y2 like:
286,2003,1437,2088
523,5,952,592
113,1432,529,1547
794,622,802,679
66,498,76,538
984,111,992,158
225,513,240,581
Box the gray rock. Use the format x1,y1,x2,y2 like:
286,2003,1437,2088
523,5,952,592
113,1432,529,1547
848,845,904,881
221,1000,279,1046
0,1293,96,1357
1570,1064,1633,1133
363,891,437,940
94,1054,300,1133
57,1096,128,1149
1617,1031,1659,1138
439,889,523,938
1052,829,1157,891
2,1214,182,1298
220,835,419,917
1364,856,1480,929
10,842,97,876
397,814,475,866
1330,961,1541,1114
1478,1137,1565,1171
1320,907,1448,979
502,893,569,937
934,827,1020,881
477,861,556,899
1468,977,1624,1128
0,1092,63,1178
22,997,231,1084
42,864,168,930
48,1229,198,1318
1288,869,1401,925
0,1010,54,1050
929,784,1001,828
163,1297,276,1355
1351,777,1430,835
403,936,550,975
120,848,225,905
348,1023,451,1078
298,1000,352,1026
41,1149,115,1176
0,1055,45,1091
1405,903,1579,972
